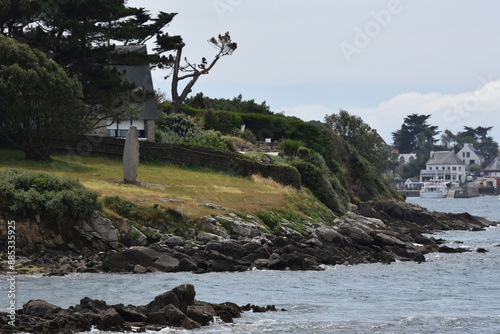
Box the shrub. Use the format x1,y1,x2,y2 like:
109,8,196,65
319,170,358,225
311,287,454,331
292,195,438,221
213,110,243,134
239,129,257,144
203,109,220,130
155,129,182,144
157,113,200,139
0,169,99,228
184,130,230,151
282,139,303,157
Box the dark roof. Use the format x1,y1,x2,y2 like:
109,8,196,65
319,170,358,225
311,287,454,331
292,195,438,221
426,151,465,165
485,157,500,172
112,45,158,120
460,143,484,159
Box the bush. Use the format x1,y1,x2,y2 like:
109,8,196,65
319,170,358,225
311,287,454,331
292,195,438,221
0,169,99,228
156,129,182,144
282,139,303,157
239,129,257,144
213,111,243,134
157,113,200,139
184,130,230,151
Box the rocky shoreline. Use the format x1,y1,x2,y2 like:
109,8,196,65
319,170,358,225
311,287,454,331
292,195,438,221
0,200,497,276
0,283,280,333
0,200,497,333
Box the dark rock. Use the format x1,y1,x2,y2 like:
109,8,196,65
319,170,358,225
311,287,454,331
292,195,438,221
213,302,241,323
252,305,266,312
147,312,168,325
186,303,216,326
97,308,124,331
241,303,252,311
438,245,471,253
102,247,179,272
114,306,147,322
476,248,489,253
173,284,196,313
182,317,201,329
163,304,186,327
266,305,277,311
23,299,62,318
146,291,180,313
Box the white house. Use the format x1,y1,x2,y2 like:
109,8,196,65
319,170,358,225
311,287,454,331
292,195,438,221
398,153,417,164
404,177,421,190
456,143,484,166
420,151,466,182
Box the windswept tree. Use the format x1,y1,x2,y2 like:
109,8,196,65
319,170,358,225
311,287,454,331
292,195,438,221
325,110,387,172
0,35,88,160
164,32,237,114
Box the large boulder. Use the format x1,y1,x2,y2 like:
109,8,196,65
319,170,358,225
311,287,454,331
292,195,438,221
102,247,180,272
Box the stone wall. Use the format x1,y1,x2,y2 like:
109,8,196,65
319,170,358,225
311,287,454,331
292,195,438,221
52,136,301,188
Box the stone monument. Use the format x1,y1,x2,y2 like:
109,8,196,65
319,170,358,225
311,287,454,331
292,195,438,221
123,125,140,185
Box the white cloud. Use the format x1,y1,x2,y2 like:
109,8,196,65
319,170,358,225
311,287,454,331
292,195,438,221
283,80,500,145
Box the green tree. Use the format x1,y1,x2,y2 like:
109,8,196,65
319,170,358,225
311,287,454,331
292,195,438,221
324,110,386,172
1,1,180,128
446,126,498,162
0,35,88,160
392,114,439,153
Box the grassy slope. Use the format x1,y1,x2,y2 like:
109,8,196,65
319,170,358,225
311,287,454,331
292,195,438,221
0,148,332,222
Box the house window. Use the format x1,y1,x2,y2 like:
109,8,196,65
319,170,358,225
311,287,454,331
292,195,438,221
447,167,450,170
470,159,475,164
442,167,445,170
107,129,117,137
118,129,128,137
452,167,456,171
463,152,465,157
400,157,405,163
409,156,414,162
466,152,470,157
429,167,432,170
138,129,146,138
459,167,462,171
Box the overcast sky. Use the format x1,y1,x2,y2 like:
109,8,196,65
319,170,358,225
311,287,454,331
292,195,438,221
128,0,500,144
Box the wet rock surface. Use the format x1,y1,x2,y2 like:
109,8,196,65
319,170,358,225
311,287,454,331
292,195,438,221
0,200,497,276
0,284,279,334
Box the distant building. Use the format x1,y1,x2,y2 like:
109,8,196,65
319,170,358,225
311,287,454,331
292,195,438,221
484,157,500,178
398,153,417,164
404,177,421,190
93,45,158,142
420,151,466,182
456,143,485,166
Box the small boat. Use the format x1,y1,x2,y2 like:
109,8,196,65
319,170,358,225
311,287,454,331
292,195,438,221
419,178,448,198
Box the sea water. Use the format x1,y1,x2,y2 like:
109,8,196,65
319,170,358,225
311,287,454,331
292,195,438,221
3,196,500,334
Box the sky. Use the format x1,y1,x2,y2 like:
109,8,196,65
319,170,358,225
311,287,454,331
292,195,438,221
127,0,500,144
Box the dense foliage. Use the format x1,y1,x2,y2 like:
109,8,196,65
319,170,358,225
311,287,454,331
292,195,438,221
0,168,99,228
186,93,273,115
392,114,439,154
0,35,88,160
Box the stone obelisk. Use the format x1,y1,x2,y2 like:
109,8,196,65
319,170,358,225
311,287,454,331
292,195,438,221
123,125,140,185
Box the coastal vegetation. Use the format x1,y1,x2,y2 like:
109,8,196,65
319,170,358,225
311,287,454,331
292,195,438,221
0,148,333,227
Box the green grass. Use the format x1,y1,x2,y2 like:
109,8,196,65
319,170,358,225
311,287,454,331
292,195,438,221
0,148,331,222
